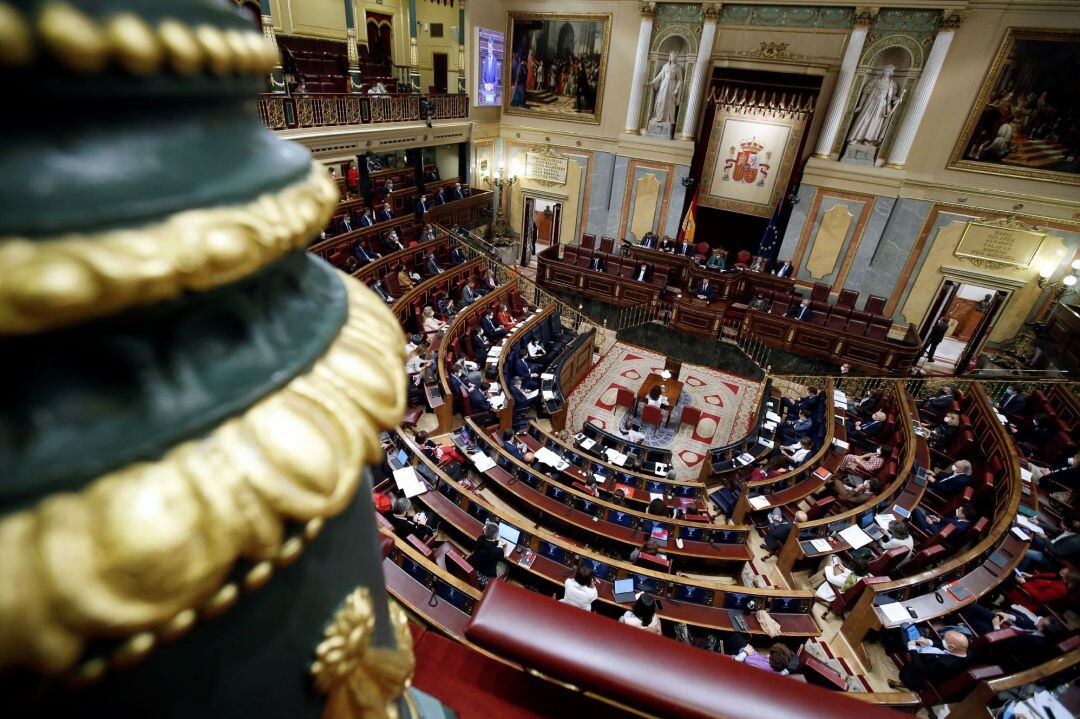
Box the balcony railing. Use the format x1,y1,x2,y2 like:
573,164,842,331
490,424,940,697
258,92,469,131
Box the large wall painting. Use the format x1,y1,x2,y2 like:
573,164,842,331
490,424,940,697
949,28,1080,186
504,12,611,125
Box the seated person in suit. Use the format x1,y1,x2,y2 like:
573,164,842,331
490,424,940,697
639,231,658,249
370,279,393,303
692,277,715,301
888,627,971,691
414,193,429,217
378,202,394,221
500,429,526,461
387,498,434,541
658,236,675,253
437,295,457,319
426,168,439,182
420,224,437,243
996,385,1025,419
449,182,465,201
760,510,807,553
832,475,882,507
852,389,883,418
480,309,506,342
923,384,958,414
587,254,605,272
676,239,694,256
928,411,960,452
460,279,478,305
632,263,650,283
926,460,972,497
467,522,504,588
837,444,889,477
1009,412,1057,455
471,326,490,359
849,410,887,447
338,215,355,234
353,240,379,264
786,298,812,321
773,258,794,277
434,186,447,204
383,229,405,253
511,348,539,391
1019,516,1080,571
454,357,483,385
509,377,535,430
778,408,813,445
467,381,498,425
424,251,444,276
705,250,726,270
748,294,769,311
449,244,465,265
911,502,975,542
815,554,869,602
358,208,375,227
383,178,395,195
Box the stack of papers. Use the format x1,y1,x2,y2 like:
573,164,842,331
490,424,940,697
542,390,556,401
470,452,496,472
533,447,563,467
392,467,427,498
832,438,850,450
838,524,873,549
879,602,911,624
523,389,539,400
605,448,627,465
810,538,833,553
763,420,777,431
1016,515,1044,535
489,394,506,410
579,438,596,450
766,411,783,423
875,513,897,531
735,452,755,466
759,438,774,449
747,495,771,510
540,373,555,381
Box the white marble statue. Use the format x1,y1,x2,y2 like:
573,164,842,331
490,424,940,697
649,52,683,125
846,65,905,145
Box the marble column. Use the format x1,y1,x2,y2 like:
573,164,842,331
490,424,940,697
457,0,466,94
886,12,963,168
407,0,421,92
678,4,720,141
258,0,285,92
813,8,876,158
343,0,361,92
624,3,656,134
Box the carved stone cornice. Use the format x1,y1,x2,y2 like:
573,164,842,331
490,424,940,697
703,4,722,23
640,2,656,20
854,6,879,29
941,11,966,31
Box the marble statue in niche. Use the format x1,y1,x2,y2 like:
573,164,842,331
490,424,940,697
650,51,683,125
844,65,906,165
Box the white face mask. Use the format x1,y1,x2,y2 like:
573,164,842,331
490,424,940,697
1069,457,1076,467
951,464,958,474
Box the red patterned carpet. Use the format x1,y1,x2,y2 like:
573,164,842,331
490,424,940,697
564,341,762,476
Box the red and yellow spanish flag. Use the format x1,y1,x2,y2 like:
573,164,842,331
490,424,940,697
678,189,698,245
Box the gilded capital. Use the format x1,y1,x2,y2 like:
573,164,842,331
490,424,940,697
640,2,656,20
853,7,879,29
940,11,966,31
703,4,722,23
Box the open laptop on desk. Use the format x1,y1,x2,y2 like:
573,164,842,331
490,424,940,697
612,577,636,603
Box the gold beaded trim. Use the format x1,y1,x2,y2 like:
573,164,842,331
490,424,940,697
0,161,338,335
0,2,280,75
0,273,408,679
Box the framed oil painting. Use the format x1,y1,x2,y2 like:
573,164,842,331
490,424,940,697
504,12,611,125
948,28,1080,186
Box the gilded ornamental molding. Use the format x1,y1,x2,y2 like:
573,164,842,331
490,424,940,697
0,161,339,335
0,274,407,676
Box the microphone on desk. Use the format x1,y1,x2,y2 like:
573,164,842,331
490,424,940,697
428,591,439,608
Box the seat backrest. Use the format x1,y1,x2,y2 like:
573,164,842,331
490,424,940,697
581,233,597,250
810,283,830,303
736,250,752,264
599,236,615,254
642,404,662,426
616,388,635,408
862,295,887,314
917,523,957,553
835,288,858,309
868,547,908,576
804,496,836,520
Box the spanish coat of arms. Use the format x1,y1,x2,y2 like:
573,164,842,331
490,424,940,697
721,139,772,187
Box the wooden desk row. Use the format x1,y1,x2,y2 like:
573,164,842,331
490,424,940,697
775,383,929,586
311,190,492,265
702,379,781,482
495,305,557,429
391,258,484,337
840,384,1030,665
332,176,460,225
352,231,455,285
456,419,753,569
390,430,820,637
542,330,595,431
580,421,673,467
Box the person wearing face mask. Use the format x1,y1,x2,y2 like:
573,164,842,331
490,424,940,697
996,385,1025,419
837,444,891,477
910,502,976,544
925,459,972,497
633,263,650,283
928,411,960,452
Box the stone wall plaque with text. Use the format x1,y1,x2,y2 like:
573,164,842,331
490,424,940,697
524,152,568,186
955,222,1046,268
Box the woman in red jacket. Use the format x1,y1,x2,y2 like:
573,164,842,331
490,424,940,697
1007,567,1078,612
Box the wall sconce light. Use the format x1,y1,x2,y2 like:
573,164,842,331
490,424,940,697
1038,259,1080,301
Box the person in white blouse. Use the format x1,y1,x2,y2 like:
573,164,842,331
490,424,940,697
878,520,914,554
527,338,546,360
421,306,446,341
781,436,812,464
644,385,669,408
560,565,599,611
815,555,869,602
619,593,662,633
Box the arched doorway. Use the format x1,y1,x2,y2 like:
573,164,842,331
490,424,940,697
366,12,393,64
557,23,575,58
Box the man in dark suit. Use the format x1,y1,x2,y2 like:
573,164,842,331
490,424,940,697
480,310,506,342
588,255,604,271
383,230,404,253
788,299,812,321
434,187,447,205
911,502,975,542
414,194,429,218
459,280,477,305
677,239,694,256
359,208,375,227
425,252,444,276
338,215,354,234
501,429,525,461
353,241,378,264
890,629,971,690
692,278,714,301
760,510,807,554
924,385,957,414
633,263,650,282
467,382,498,425
471,327,490,359
426,168,439,182
378,202,394,222
921,317,950,363
450,182,465,201
511,349,538,391
370,279,393,303
387,498,434,541
997,386,1025,419
640,232,657,249
928,460,973,497
658,237,675,253
449,245,465,265
850,410,887,447
773,259,794,277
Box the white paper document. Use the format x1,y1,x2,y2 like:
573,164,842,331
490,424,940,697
763,421,777,431
579,438,596,450
542,390,556,401
747,495,771,510
875,513,897,531
832,438,850,450
758,438,774,449
879,602,911,625
470,452,496,472
649,492,664,502
540,373,555,381
605,448,627,465
766,411,783,423
392,467,427,497
838,524,873,549
810,538,832,553
533,447,563,467
736,452,755,466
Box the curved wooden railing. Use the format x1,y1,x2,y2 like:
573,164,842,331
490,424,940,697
840,384,1028,664
700,378,779,482
258,91,469,131
495,305,555,429
946,648,1080,719
391,429,820,637
352,231,453,284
